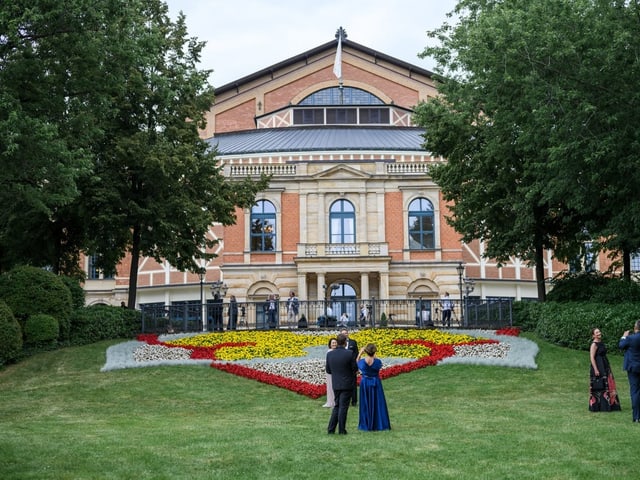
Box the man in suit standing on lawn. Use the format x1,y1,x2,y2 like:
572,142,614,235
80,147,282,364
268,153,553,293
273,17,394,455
326,333,358,434
619,319,640,423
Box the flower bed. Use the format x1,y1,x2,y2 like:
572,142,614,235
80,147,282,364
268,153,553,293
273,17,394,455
127,329,515,399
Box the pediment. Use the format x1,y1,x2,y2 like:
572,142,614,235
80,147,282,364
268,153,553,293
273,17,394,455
313,163,371,180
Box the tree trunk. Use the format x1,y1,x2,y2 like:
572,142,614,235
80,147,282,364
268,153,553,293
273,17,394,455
534,241,547,302
623,248,631,281
127,224,142,308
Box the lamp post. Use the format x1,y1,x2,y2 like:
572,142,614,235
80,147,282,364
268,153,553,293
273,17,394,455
464,277,475,327
322,284,327,317
456,262,465,326
210,280,229,298
198,269,205,332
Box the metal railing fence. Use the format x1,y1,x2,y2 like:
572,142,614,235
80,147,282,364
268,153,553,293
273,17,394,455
140,298,513,334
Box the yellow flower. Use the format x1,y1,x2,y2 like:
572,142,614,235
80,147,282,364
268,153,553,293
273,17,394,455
166,329,481,361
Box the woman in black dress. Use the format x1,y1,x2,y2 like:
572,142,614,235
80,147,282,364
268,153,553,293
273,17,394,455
589,327,621,412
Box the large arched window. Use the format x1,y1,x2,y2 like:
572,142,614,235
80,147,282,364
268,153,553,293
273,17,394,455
293,87,389,125
329,200,355,244
250,200,276,251
298,87,384,105
408,198,435,250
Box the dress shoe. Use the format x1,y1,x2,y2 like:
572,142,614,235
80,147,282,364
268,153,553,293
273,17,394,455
339,430,347,435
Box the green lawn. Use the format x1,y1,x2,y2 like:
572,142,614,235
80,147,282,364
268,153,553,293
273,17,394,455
0,333,636,480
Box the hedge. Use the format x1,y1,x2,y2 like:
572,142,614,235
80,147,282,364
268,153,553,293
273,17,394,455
533,301,640,353
69,305,141,346
0,300,22,365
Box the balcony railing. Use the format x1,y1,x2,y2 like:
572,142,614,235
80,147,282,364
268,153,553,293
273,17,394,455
298,242,387,257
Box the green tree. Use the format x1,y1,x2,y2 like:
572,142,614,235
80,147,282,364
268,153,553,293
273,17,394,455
415,0,640,299
552,1,640,279
0,1,268,300
77,1,268,307
0,0,106,273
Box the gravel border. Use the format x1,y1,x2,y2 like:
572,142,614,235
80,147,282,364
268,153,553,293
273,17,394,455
101,330,538,372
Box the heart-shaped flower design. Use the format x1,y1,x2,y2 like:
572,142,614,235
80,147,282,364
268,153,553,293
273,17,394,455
132,329,519,398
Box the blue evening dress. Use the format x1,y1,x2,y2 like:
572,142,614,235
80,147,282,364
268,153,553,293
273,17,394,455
357,357,391,431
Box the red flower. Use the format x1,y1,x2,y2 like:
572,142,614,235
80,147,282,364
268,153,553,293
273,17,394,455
136,333,505,399
211,362,326,399
495,327,520,337
137,334,161,344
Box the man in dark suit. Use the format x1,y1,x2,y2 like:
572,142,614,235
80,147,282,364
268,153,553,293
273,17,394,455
326,333,358,434
619,320,640,423
340,328,359,406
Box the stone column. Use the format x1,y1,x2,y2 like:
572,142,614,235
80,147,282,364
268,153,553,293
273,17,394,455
360,272,370,300
317,273,326,301
379,271,389,300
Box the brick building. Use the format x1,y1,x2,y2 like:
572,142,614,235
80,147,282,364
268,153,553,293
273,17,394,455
84,29,583,325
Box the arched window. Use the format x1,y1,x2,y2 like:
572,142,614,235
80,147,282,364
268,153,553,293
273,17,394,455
329,200,355,244
299,87,384,105
408,198,434,250
250,200,276,251
293,87,389,125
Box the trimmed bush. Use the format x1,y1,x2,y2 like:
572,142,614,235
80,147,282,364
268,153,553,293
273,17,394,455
23,313,59,350
0,300,22,365
512,300,542,332
61,276,86,311
0,266,72,337
534,301,640,352
69,305,141,346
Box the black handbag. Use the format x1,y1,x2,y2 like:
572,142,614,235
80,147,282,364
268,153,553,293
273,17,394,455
591,376,607,391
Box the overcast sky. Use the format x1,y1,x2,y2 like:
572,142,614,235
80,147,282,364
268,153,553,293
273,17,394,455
164,0,459,87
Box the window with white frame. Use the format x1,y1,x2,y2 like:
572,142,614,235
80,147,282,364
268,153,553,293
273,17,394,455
329,199,355,244
250,200,276,252
408,198,435,249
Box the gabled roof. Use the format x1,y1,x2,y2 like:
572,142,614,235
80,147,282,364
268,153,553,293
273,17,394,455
214,37,435,96
208,126,426,156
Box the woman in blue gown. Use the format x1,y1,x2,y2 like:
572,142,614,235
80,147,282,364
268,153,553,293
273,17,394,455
357,343,391,431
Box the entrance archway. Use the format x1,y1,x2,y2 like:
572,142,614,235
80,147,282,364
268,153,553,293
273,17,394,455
328,282,357,327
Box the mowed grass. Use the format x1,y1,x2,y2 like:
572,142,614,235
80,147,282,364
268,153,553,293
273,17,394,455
0,332,636,480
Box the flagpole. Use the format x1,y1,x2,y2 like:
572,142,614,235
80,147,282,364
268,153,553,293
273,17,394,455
333,27,345,104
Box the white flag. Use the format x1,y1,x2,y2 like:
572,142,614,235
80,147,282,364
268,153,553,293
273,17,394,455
333,34,342,79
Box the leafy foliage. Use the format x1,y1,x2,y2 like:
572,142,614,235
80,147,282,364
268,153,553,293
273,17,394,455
415,0,640,297
61,276,86,311
546,272,611,302
69,305,140,346
534,301,637,352
0,0,269,290
0,266,72,332
0,0,119,273
74,1,269,306
0,300,22,365
547,272,640,303
512,300,541,332
23,314,59,350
